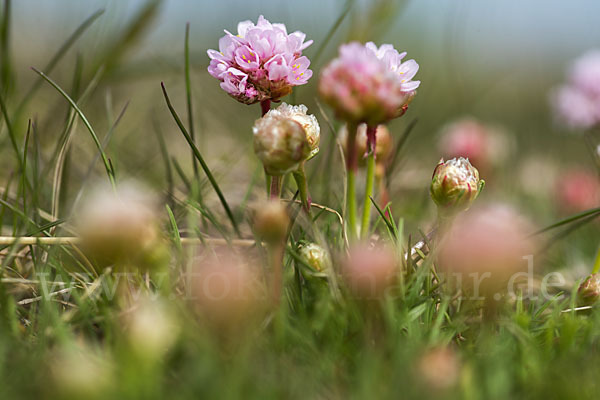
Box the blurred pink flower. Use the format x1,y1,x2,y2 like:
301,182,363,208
438,117,510,173
319,42,419,126
555,168,600,213
570,50,600,97
207,15,313,105
438,204,537,296
551,50,600,130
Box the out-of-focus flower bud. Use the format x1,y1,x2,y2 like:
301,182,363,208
124,298,179,360
339,123,393,167
438,204,537,297
417,346,460,392
341,243,398,299
192,254,266,333
50,344,112,399
578,273,600,306
555,168,600,214
298,242,330,271
253,201,290,243
253,112,311,175
430,157,483,216
77,184,163,270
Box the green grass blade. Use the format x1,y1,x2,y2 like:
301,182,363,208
184,22,199,179
161,82,240,237
533,206,600,236
31,67,115,187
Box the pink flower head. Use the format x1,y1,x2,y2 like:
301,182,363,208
555,168,600,213
438,117,510,174
319,42,419,126
207,15,313,105
551,49,600,130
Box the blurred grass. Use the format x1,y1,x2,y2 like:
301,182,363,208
0,1,599,399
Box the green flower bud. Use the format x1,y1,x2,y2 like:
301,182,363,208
578,273,600,306
253,117,311,176
430,157,484,215
299,243,330,271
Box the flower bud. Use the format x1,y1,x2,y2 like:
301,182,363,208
438,204,537,298
50,344,112,399
341,243,398,299
192,254,266,333
253,201,290,243
417,346,460,392
298,242,330,271
77,184,162,270
270,103,320,160
124,298,179,360
430,157,483,215
578,273,600,306
253,114,311,175
339,123,393,167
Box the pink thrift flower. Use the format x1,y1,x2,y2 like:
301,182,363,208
319,42,419,126
552,85,600,130
570,50,600,97
551,50,600,130
555,169,600,214
365,42,420,95
207,15,313,105
438,117,510,174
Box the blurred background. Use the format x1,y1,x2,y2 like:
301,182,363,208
2,0,599,268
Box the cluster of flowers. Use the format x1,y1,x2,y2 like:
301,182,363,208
207,15,313,104
552,50,600,130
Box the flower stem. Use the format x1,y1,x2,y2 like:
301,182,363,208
346,122,359,241
293,164,311,214
270,176,281,199
265,168,272,198
593,245,600,274
269,242,284,306
260,99,271,117
360,126,377,238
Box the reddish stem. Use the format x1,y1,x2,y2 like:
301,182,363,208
260,99,271,116
366,125,377,156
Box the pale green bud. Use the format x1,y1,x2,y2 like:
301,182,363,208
430,157,484,215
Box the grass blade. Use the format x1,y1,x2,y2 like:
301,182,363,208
184,23,199,179
31,67,115,187
161,82,240,237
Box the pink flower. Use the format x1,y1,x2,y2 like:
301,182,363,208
319,42,419,126
551,49,600,130
365,42,420,94
552,85,600,130
570,50,600,97
438,117,510,174
207,16,313,105
555,168,600,213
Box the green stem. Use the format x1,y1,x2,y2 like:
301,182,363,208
346,122,359,241
269,242,284,307
592,246,600,274
293,164,311,214
361,148,375,238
